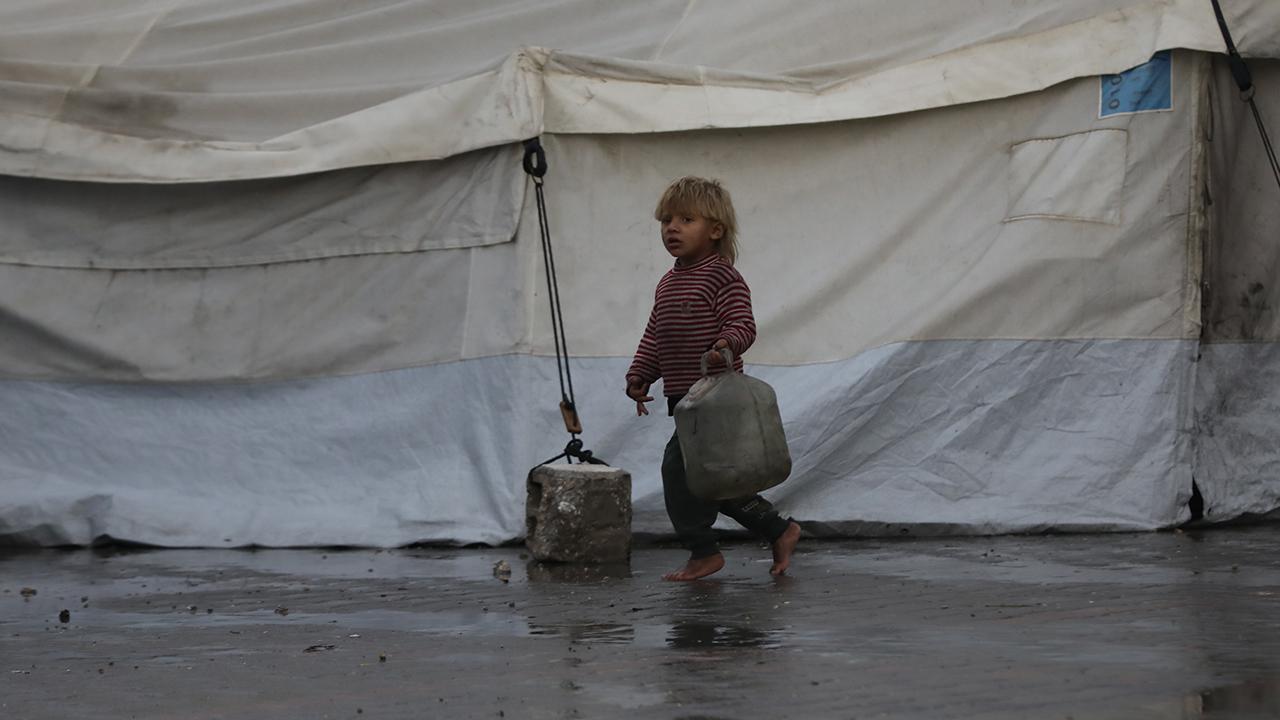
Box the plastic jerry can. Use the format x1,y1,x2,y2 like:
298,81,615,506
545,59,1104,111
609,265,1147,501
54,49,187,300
673,349,792,501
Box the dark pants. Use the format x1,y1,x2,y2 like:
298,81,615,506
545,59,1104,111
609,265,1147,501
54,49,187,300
661,431,791,559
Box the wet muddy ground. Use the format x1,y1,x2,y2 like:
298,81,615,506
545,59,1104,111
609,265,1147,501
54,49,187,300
3,526,1280,719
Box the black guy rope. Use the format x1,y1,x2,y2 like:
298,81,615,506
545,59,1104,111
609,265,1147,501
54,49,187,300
523,138,607,467
1211,0,1280,195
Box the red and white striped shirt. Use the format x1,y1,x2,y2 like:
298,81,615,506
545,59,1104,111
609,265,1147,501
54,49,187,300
627,253,756,397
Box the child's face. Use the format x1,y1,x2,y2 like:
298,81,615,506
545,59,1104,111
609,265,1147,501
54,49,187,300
659,210,723,264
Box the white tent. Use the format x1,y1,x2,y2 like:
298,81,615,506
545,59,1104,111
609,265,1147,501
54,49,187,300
1,0,1278,546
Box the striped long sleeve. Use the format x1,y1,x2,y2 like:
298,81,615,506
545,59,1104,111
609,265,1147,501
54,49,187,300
713,276,756,357
625,254,756,397
627,307,662,386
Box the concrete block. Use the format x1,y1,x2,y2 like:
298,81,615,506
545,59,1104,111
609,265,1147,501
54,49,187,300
526,464,631,563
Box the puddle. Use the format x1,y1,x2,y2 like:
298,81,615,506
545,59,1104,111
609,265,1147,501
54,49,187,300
666,621,781,650
1195,677,1280,717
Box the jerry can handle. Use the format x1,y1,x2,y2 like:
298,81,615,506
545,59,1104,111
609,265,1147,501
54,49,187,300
699,347,735,377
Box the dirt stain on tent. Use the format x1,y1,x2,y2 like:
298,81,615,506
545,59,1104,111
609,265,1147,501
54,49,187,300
1236,281,1272,340
58,82,212,141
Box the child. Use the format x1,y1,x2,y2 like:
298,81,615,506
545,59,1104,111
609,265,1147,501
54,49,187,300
626,176,801,581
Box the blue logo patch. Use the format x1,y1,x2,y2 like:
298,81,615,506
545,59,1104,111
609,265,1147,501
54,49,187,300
1099,50,1172,117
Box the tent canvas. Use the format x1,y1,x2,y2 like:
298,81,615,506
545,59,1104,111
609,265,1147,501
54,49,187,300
1,0,1278,546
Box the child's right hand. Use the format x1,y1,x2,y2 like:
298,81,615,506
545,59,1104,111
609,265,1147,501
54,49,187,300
626,382,653,416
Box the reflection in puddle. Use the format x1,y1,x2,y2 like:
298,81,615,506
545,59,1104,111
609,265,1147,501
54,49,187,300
667,621,780,650
528,622,636,645
521,620,782,650
1197,677,1280,717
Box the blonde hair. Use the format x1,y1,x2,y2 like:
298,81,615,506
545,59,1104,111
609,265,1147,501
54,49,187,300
654,176,739,265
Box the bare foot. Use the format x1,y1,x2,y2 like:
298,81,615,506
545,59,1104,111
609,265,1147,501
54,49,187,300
663,553,725,581
770,521,801,576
